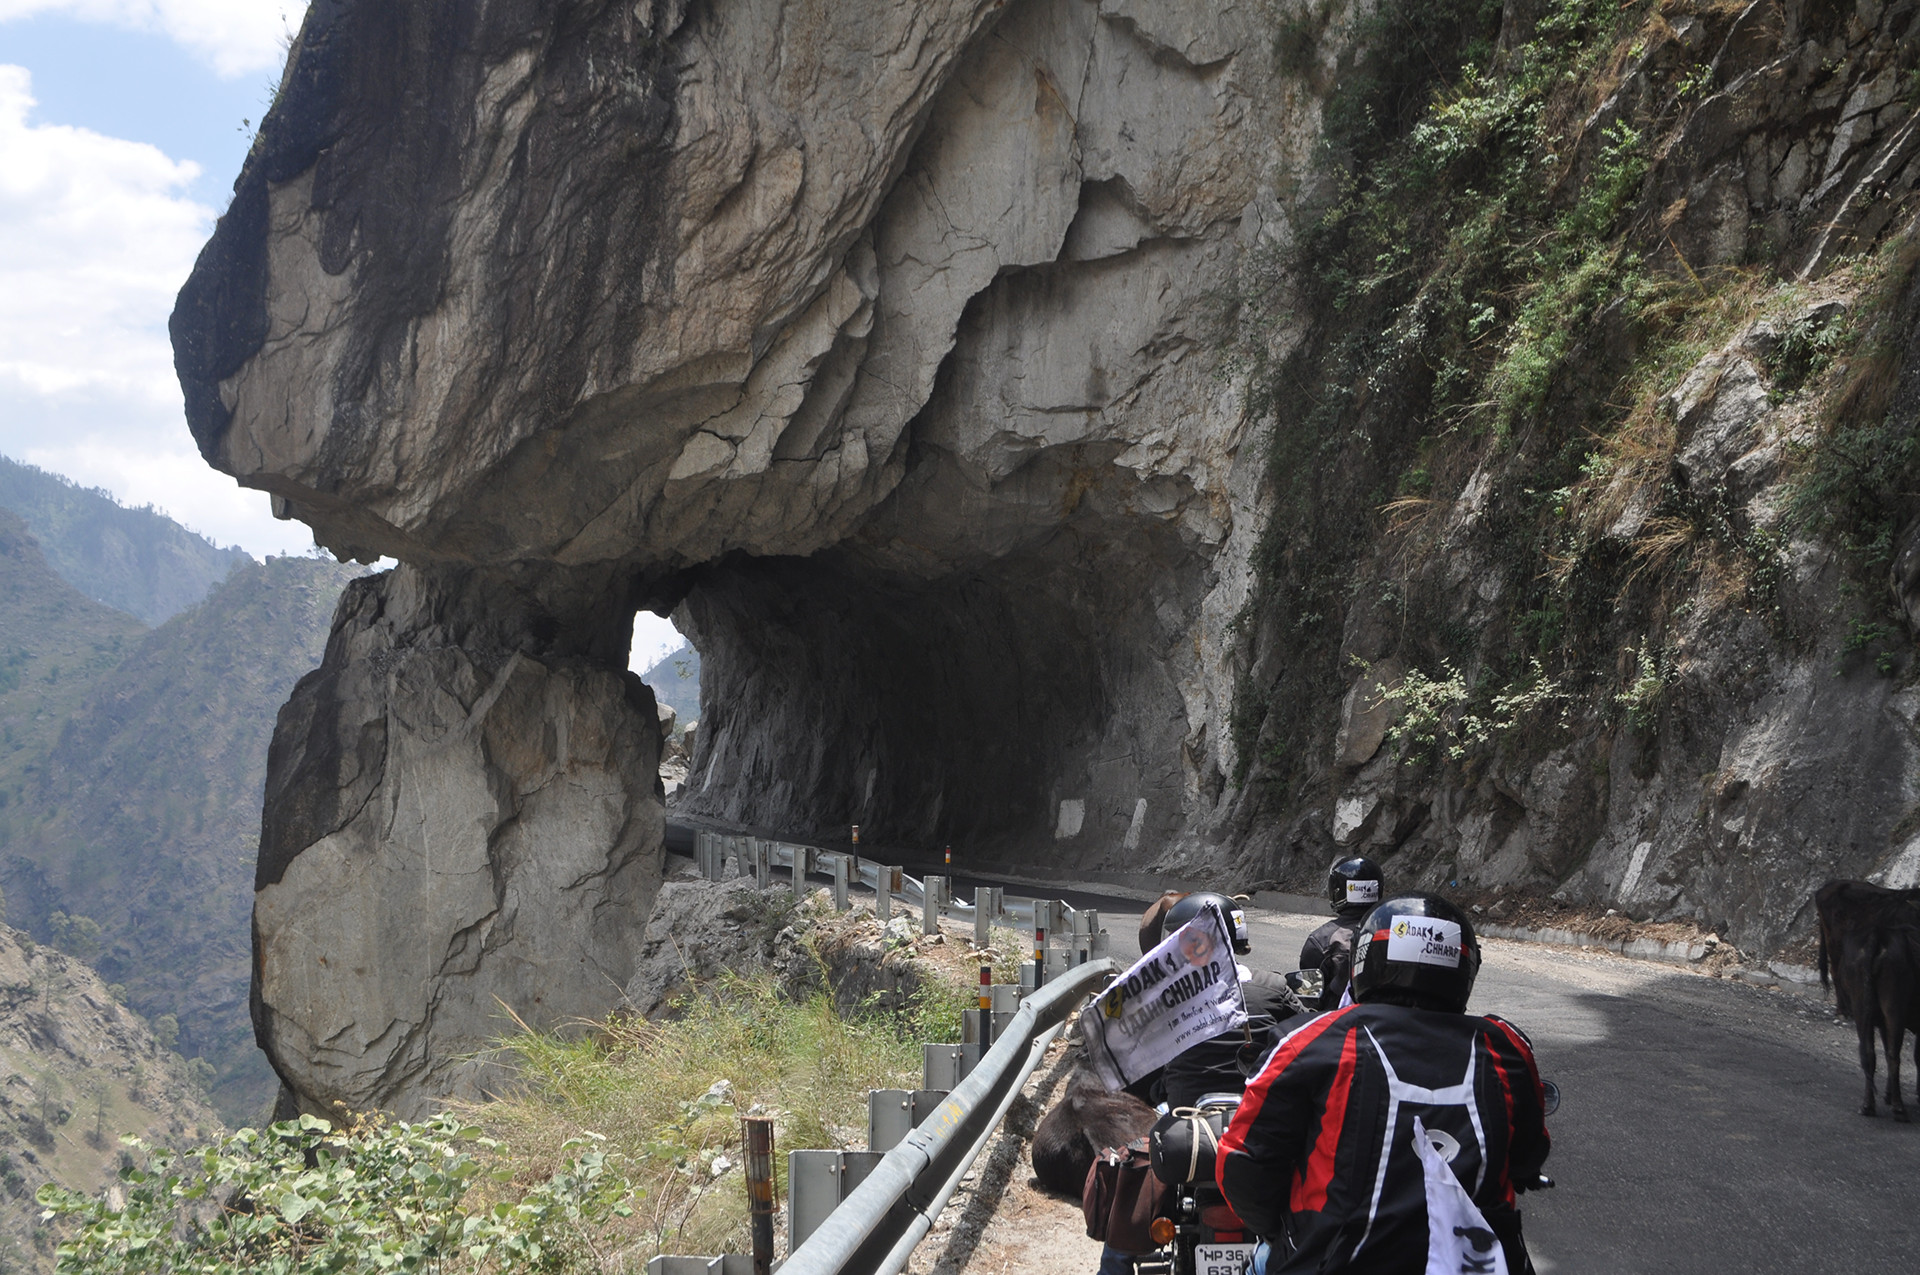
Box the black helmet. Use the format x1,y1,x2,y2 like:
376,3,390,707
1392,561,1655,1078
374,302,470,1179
1328,856,1385,913
1349,894,1481,1013
1164,891,1251,955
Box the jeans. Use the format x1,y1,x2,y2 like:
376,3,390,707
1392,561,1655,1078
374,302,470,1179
1251,1239,1271,1275
1098,1244,1135,1275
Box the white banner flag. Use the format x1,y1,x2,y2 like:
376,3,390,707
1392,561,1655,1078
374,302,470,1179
1080,904,1246,1090
1413,1115,1508,1275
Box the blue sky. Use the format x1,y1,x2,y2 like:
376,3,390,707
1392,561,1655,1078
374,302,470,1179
0,2,302,556
0,4,684,667
0,12,267,208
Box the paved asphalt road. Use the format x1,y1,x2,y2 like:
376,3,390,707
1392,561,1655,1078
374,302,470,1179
1240,908,1920,1275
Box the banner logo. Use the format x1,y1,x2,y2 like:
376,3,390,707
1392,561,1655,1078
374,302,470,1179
1386,915,1462,968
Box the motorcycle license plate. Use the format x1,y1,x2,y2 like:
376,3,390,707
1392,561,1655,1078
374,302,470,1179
1194,1243,1256,1275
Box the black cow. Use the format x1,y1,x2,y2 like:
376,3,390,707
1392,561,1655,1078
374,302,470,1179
1032,1064,1158,1196
1816,879,1920,1119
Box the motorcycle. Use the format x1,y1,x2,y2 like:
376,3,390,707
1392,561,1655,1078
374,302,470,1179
1130,972,1561,1275
1138,1091,1254,1275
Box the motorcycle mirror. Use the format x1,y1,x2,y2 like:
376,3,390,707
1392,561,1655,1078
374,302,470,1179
1283,968,1325,1000
1541,1079,1561,1117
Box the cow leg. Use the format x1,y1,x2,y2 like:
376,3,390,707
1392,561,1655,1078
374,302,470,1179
1884,1017,1909,1124
1858,1012,1879,1117
1887,970,1914,1123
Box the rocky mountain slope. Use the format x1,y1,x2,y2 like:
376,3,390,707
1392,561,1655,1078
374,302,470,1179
0,497,358,1125
0,457,249,625
0,926,221,1270
170,0,1918,1114
642,642,701,725
7,555,361,1126
1211,0,1920,954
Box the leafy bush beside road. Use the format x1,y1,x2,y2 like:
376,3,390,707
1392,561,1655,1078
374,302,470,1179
37,1113,636,1274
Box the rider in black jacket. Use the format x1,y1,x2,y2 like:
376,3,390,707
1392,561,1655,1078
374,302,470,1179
1218,894,1551,1275
1298,857,1384,1010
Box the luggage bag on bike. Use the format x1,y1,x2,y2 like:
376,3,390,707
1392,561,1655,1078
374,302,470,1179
1082,1137,1168,1254
1149,1106,1230,1186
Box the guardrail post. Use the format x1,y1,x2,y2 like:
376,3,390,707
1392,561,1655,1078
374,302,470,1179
991,982,1021,1038
831,856,849,911
1069,909,1088,965
1031,900,1053,987
743,1117,775,1275
923,1042,973,1089
977,963,994,1051
866,1088,949,1152
788,1150,882,1252
876,865,893,922
917,875,948,937
973,887,992,949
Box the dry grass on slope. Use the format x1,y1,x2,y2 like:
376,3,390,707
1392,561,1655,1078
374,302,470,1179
473,915,991,1269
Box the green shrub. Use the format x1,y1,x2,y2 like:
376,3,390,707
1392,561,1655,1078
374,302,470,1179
36,1113,636,1274
1615,643,1670,731
1379,658,1568,763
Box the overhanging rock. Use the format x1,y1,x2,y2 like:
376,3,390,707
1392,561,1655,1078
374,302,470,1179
179,0,1312,1112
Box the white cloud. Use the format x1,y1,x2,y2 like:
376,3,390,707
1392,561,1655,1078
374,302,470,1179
0,0,295,78
0,64,310,557
0,66,207,405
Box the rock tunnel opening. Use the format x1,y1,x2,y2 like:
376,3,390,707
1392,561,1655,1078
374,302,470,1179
666,553,1101,851
657,525,1202,870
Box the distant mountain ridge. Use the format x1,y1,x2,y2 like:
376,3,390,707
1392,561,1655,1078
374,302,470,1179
0,511,147,822
0,925,222,1271
0,455,252,625
5,553,362,1124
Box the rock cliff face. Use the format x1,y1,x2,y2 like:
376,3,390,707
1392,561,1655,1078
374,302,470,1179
254,565,661,1113
174,0,1919,1111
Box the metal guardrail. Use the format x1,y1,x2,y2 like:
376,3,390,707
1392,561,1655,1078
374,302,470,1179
692,830,1113,970
780,957,1116,1275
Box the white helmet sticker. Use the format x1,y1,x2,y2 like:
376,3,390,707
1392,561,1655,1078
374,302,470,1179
1230,908,1248,942
1386,915,1462,968
1345,878,1381,905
